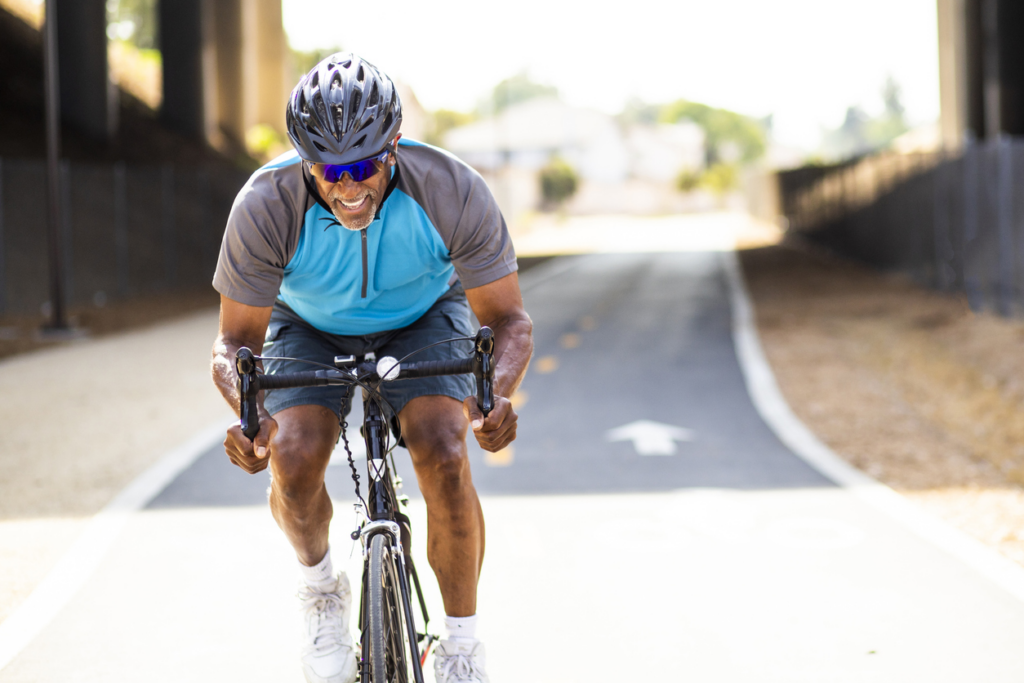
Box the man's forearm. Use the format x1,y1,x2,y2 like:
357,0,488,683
211,335,268,417
487,314,533,400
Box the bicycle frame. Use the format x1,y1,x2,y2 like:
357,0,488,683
358,393,427,683
234,326,495,683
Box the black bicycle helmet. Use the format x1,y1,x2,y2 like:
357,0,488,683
286,53,403,165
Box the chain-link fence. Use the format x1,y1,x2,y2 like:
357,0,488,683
778,138,1024,316
0,158,248,316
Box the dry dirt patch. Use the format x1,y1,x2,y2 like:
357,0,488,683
740,244,1024,566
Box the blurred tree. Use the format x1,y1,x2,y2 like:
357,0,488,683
106,0,159,49
618,98,661,126
821,77,908,160
660,100,766,164
424,109,476,147
486,72,558,114
539,156,578,207
866,76,908,148
291,46,344,81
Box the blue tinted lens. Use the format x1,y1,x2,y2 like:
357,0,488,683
323,159,376,183
321,149,389,183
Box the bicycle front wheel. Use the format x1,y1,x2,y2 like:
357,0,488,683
367,532,412,683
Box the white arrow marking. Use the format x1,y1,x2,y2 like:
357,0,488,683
605,420,694,456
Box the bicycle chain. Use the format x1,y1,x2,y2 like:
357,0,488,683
337,388,368,538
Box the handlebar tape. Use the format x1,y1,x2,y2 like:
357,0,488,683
397,357,475,379
257,371,332,390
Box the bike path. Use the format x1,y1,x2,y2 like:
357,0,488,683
4,251,1024,682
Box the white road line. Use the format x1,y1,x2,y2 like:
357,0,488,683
721,249,1024,604
0,420,231,673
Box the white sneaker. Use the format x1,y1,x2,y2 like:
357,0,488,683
299,573,358,683
433,639,490,683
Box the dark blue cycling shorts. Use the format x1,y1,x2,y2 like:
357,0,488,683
261,283,476,428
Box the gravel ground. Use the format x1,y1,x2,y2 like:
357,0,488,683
741,242,1024,567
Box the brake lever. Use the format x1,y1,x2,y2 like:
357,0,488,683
474,327,495,417
235,347,260,441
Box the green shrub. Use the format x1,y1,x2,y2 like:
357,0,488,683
675,169,702,193
700,163,739,195
539,157,579,206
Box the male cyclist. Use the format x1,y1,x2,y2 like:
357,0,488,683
210,53,532,683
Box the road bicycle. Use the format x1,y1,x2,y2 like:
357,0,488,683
234,327,495,683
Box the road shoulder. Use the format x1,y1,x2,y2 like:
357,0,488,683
740,243,1024,567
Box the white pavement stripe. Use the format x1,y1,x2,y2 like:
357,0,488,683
721,249,1024,604
0,420,231,673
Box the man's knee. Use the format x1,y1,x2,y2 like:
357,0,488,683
269,406,338,503
405,424,468,490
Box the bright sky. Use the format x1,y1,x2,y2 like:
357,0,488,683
282,0,939,151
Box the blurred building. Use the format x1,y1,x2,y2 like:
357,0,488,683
443,97,706,220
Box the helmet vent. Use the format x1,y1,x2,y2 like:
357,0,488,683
368,81,379,106
310,70,319,89
353,134,366,149
332,104,346,134
313,140,328,152
356,65,365,82
348,90,362,130
382,112,393,132
313,97,328,131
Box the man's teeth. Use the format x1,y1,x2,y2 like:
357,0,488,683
341,197,366,208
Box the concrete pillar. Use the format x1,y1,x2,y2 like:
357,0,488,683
159,0,206,139
981,0,1002,136
937,0,969,149
212,0,246,149
249,0,288,134
56,0,110,140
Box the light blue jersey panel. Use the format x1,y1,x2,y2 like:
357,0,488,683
278,188,455,335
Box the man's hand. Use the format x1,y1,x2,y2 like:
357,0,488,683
224,413,278,474
463,395,517,452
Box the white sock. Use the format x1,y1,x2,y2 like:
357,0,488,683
444,614,478,643
299,548,334,588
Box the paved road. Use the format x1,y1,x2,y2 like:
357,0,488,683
5,252,1024,682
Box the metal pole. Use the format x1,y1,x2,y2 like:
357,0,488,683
0,157,5,316
43,0,68,330
114,162,129,297
963,140,981,310
997,135,1014,315
61,159,73,308
161,163,176,287
933,154,950,291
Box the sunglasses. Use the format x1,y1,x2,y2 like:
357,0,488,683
314,148,391,183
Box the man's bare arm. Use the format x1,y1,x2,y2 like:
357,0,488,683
463,272,533,452
211,295,278,473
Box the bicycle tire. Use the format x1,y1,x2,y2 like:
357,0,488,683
367,533,411,683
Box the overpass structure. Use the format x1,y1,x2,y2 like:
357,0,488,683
772,1,1024,318
938,0,1024,147
51,0,290,151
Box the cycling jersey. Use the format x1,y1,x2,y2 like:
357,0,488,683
213,138,517,335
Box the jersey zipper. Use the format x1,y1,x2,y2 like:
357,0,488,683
360,228,368,298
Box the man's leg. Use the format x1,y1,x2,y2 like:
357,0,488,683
399,395,484,617
268,404,341,565
268,404,357,683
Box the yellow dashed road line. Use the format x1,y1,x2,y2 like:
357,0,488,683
485,446,514,467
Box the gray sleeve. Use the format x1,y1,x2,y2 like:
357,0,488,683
399,146,517,290
212,166,304,307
